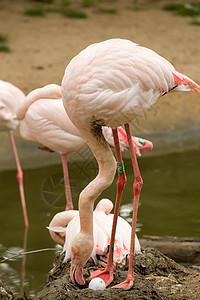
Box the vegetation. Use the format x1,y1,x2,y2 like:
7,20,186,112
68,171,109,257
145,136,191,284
62,9,87,18
163,3,200,17
24,0,88,18
98,7,117,14
30,0,54,2
23,0,200,22
81,0,95,8
23,0,120,18
0,34,8,43
24,8,46,16
0,45,10,53
163,2,200,26
190,20,200,25
61,0,70,8
0,34,10,53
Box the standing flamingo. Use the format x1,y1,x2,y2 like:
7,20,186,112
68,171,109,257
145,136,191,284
17,84,152,211
47,198,141,275
0,80,29,227
61,38,200,289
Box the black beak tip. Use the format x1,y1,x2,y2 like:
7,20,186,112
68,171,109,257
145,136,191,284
73,266,88,289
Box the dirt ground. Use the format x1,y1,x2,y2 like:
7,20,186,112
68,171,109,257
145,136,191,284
35,247,200,300
0,0,200,170
0,1,200,299
1,247,200,299
1,0,199,95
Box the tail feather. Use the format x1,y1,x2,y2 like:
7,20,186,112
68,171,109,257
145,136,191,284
172,70,200,94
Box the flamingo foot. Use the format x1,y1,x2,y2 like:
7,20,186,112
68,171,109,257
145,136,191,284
112,275,134,290
87,268,113,287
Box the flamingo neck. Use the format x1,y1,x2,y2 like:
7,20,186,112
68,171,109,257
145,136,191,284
78,131,116,236
17,84,61,120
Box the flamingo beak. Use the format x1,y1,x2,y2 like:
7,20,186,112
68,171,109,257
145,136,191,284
70,256,88,289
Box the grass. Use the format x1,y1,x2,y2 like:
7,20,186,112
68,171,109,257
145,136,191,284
24,0,122,19
131,0,146,11
190,20,200,25
0,34,8,43
44,7,62,13
98,7,117,14
24,8,46,16
62,0,70,7
62,9,87,18
24,1,87,19
30,0,54,2
81,0,95,8
0,45,10,53
163,3,200,17
0,33,10,52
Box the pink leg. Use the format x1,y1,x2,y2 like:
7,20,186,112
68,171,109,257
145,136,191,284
9,132,29,227
113,123,143,289
19,226,28,297
61,154,73,211
87,128,127,286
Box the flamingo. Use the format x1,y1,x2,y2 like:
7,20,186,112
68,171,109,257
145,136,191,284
17,84,152,211
61,38,200,289
47,198,141,275
0,80,29,227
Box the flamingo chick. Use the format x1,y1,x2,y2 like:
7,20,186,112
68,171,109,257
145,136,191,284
0,80,28,226
61,38,200,289
17,84,152,210
47,198,141,287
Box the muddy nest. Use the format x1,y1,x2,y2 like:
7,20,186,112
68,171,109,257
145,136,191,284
34,247,200,300
0,276,13,300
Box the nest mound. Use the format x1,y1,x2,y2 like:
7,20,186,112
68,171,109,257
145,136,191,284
34,247,200,300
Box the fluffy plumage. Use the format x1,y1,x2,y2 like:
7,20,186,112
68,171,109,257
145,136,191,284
48,199,141,268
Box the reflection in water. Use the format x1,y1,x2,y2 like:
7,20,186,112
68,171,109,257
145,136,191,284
0,149,200,297
19,227,28,297
1,263,21,292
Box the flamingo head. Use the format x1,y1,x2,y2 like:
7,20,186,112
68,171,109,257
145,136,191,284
117,127,154,154
70,231,93,288
95,198,113,215
138,138,153,152
102,126,153,155
0,102,19,131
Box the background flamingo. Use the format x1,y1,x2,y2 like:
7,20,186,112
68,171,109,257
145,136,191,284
61,38,200,289
17,84,152,211
47,198,141,278
0,80,28,227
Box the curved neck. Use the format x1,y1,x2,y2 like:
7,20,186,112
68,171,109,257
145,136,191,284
78,129,116,236
17,84,62,120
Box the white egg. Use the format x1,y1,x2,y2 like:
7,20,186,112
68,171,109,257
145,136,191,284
88,278,106,290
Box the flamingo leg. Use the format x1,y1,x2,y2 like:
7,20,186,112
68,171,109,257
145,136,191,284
61,153,73,211
87,128,127,287
19,226,28,297
9,132,29,227
113,123,143,290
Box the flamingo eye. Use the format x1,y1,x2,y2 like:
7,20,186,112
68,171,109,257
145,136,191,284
0,106,5,110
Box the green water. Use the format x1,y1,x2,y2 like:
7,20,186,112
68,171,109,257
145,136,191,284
0,150,200,297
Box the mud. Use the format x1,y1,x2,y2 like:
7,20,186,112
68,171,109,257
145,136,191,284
33,247,200,300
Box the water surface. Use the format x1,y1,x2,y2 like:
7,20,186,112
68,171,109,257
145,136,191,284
0,149,200,297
